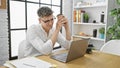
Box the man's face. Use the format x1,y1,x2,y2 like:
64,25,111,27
40,15,55,31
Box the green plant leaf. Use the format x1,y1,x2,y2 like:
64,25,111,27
108,28,114,33
83,13,89,20
109,9,118,17
118,8,120,13
107,0,120,40
99,27,105,34
116,0,120,5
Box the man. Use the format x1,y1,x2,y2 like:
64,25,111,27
24,6,71,57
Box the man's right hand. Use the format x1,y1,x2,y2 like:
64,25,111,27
56,14,65,31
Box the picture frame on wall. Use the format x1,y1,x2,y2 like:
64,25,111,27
0,0,6,9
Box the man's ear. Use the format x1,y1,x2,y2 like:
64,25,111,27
38,18,41,23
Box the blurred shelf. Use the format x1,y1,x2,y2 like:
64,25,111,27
73,35,105,41
73,22,106,26
74,3,106,9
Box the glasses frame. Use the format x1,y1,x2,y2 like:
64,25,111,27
41,16,56,23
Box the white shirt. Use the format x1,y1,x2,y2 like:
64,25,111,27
24,24,71,57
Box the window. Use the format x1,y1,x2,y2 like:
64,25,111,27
8,0,62,60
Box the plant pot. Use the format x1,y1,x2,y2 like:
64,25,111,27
99,33,104,39
83,19,89,23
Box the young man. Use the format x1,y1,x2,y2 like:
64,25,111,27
24,6,71,57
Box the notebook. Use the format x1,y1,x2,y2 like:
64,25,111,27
50,40,88,63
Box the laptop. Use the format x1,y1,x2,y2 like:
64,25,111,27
50,40,88,63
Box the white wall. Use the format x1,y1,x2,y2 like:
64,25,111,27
0,9,9,65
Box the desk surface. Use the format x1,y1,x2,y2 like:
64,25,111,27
1,50,120,68
37,51,120,68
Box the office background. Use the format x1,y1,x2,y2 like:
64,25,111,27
0,0,72,65
0,0,119,66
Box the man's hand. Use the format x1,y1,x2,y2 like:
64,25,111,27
57,14,69,30
57,14,71,41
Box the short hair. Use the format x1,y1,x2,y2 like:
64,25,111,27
37,6,53,18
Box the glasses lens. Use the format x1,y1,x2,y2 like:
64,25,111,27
43,17,56,23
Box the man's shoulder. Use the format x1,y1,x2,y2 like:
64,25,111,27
27,24,41,32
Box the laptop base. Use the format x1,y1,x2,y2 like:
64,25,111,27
51,53,68,63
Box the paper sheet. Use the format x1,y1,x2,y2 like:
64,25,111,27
4,57,52,68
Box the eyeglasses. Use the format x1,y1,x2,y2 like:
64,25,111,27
42,17,56,23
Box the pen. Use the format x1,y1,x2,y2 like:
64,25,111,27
23,63,36,68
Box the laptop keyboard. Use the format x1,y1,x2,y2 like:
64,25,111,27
51,53,68,62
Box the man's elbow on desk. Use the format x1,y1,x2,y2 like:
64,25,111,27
40,47,53,55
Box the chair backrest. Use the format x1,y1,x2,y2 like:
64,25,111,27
100,40,120,56
18,40,26,59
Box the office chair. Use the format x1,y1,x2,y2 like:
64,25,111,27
18,40,26,59
100,40,120,56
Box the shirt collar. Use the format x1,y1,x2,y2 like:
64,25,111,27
39,24,53,36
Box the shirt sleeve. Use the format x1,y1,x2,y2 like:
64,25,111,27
26,26,53,55
57,32,72,49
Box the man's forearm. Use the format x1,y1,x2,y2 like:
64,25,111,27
65,24,71,41
51,29,59,46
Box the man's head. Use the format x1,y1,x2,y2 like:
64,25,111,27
37,7,53,18
37,7,55,32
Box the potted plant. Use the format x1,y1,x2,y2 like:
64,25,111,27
99,27,105,39
83,13,89,23
107,0,120,40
